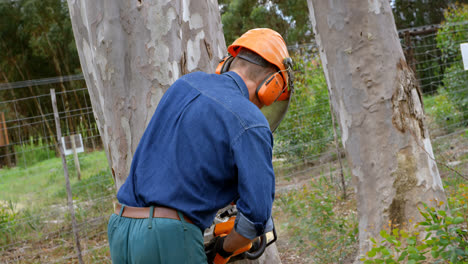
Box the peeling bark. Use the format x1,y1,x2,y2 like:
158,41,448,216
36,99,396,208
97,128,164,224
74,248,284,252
392,58,425,138
306,0,447,261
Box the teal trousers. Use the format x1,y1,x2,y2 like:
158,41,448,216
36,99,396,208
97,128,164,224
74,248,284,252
108,206,207,264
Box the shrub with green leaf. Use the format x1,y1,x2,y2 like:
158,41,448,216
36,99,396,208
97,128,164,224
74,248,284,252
436,4,468,124
362,184,468,264
276,176,358,263
0,201,17,244
424,89,463,132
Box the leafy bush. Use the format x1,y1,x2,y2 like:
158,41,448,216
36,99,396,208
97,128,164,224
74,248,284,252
0,201,17,244
276,176,358,263
424,89,463,132
436,4,468,124
14,136,55,168
362,184,468,264
274,55,333,163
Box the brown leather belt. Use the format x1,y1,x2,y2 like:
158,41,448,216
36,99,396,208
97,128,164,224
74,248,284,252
114,203,194,225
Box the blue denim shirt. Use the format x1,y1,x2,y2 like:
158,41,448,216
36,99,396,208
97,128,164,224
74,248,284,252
117,71,275,239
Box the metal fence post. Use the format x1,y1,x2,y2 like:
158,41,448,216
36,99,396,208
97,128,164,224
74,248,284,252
50,89,84,264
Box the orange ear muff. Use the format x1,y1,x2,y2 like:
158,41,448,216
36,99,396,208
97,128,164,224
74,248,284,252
256,72,286,106
215,56,235,74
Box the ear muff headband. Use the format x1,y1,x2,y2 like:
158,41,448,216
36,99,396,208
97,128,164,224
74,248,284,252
215,56,235,74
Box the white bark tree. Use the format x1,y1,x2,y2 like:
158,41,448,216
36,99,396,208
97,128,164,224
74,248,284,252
307,0,447,259
67,0,226,189
67,0,281,263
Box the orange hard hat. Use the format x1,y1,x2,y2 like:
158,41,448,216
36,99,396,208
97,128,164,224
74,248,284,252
227,28,291,91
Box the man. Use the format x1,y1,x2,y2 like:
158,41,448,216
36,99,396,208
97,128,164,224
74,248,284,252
108,28,293,264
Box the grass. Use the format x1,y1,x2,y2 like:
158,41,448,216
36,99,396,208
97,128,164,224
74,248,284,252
0,150,115,262
0,151,111,206
274,174,359,264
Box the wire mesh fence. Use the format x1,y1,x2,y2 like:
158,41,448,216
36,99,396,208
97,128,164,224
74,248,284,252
0,23,468,263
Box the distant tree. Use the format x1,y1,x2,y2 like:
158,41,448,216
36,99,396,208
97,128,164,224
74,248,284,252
0,0,82,108
219,0,312,46
270,0,313,44
0,0,87,165
392,0,468,29
0,0,80,83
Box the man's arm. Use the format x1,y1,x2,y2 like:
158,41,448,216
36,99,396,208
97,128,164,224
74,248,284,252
229,126,275,245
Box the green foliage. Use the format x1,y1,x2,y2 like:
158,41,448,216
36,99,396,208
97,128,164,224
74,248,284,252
362,185,468,264
424,89,463,132
268,0,313,44
0,0,80,81
392,0,468,29
0,201,17,244
393,1,468,94
14,136,55,168
363,228,429,264
436,4,468,123
276,176,358,263
0,151,113,248
274,56,332,162
436,5,468,62
440,63,468,123
219,0,312,45
0,0,86,162
0,151,109,205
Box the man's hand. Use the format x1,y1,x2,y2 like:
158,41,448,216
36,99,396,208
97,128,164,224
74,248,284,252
205,236,233,264
205,229,253,264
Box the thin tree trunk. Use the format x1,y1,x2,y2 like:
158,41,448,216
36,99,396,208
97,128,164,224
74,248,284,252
307,0,447,260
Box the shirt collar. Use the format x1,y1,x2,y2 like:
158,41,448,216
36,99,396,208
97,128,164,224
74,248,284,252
224,71,250,100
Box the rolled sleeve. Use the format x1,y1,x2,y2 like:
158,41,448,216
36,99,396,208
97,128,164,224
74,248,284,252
231,126,275,239
235,212,274,239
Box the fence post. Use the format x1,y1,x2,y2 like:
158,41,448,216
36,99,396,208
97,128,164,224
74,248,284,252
71,135,82,180
50,89,84,264
403,31,418,75
328,99,347,200
0,112,12,167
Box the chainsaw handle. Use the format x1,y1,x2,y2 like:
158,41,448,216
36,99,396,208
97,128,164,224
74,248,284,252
244,234,267,260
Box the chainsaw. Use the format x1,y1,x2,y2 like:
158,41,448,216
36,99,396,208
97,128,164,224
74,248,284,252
204,204,277,263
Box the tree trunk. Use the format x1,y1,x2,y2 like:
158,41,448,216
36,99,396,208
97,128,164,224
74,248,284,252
66,0,226,188
67,0,281,263
307,0,447,260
